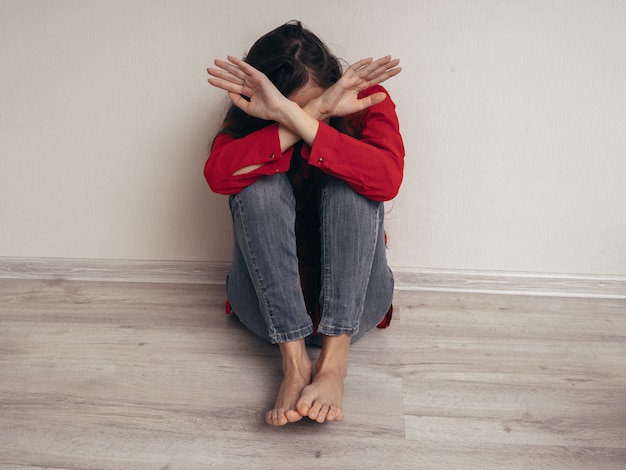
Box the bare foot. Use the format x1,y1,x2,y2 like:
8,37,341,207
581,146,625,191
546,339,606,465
296,334,350,423
296,370,345,423
265,340,312,426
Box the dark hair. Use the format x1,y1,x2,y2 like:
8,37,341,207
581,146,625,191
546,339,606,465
216,21,344,139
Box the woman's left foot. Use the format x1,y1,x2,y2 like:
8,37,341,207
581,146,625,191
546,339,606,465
296,368,345,423
296,334,350,423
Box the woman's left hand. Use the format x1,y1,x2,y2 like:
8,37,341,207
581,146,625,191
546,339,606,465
207,56,289,121
308,56,402,120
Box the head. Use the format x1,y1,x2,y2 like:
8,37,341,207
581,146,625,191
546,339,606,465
218,21,343,138
244,20,342,97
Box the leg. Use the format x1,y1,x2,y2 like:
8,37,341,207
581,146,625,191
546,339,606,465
227,174,313,344
296,177,394,422
351,205,395,343
226,235,271,342
225,175,315,426
317,176,393,339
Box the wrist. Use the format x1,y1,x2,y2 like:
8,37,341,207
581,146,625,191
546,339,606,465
267,97,292,124
303,98,330,122
275,98,302,125
280,100,320,147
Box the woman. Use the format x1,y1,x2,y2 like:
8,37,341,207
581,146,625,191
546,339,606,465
205,21,404,426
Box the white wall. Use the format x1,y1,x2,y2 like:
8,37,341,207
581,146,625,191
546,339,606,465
1,0,625,276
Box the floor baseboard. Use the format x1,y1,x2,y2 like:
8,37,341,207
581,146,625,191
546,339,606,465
392,267,626,299
0,257,229,285
1,257,624,299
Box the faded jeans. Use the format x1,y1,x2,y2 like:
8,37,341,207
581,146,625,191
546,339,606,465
226,173,394,345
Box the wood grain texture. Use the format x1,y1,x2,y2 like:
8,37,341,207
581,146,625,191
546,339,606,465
0,257,230,285
2,257,624,298
0,279,625,469
392,268,626,299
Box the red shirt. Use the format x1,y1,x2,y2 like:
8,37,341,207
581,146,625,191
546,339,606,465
206,85,403,332
205,85,404,202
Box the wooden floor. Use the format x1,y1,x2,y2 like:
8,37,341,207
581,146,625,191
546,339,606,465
0,278,625,469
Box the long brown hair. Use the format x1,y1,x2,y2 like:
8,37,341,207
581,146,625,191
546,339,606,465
214,21,347,141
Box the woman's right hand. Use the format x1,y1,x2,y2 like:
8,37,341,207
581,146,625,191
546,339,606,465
307,56,402,120
207,55,290,122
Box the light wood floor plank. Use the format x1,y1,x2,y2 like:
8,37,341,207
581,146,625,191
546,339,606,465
1,279,625,469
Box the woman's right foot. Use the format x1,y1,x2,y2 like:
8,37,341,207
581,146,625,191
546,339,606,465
265,340,312,426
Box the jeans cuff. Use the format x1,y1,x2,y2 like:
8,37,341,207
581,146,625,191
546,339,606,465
316,324,359,337
270,323,314,344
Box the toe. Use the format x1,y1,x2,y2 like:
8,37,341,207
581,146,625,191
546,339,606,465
315,404,330,423
285,409,304,423
307,401,323,421
276,410,288,426
296,398,312,417
265,409,286,426
327,405,344,422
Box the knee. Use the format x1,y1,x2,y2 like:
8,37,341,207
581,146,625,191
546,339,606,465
319,176,381,217
231,174,294,215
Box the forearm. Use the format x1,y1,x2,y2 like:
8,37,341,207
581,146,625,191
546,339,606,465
301,87,405,201
207,125,293,190
277,100,321,149
234,118,316,176
229,104,320,177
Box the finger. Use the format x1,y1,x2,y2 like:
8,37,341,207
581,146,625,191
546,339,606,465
386,65,402,78
207,77,236,92
363,62,402,86
380,58,400,72
378,66,402,83
358,91,387,110
358,55,391,74
371,65,402,83
207,77,226,90
366,56,397,72
208,78,252,102
227,55,259,76
214,58,248,81
228,91,251,112
207,75,241,93
348,57,374,72
207,67,243,86
361,57,399,79
371,55,393,68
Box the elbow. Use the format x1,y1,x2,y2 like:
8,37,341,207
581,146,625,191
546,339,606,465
361,175,402,202
388,172,404,200
204,158,232,195
205,175,235,196
375,182,402,202
375,161,404,202
384,184,402,202
206,176,224,194
371,145,404,201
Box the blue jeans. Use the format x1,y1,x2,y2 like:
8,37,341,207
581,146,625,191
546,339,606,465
226,173,394,345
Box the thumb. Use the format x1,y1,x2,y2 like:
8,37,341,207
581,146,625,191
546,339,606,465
228,92,251,113
359,91,387,110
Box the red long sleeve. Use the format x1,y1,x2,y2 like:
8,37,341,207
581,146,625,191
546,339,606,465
204,123,294,194
204,85,404,201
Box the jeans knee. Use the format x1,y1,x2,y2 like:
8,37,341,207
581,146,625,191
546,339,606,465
319,176,381,220
230,174,294,218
